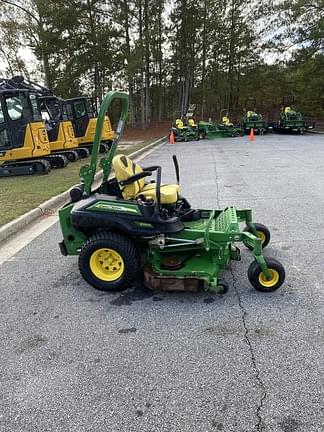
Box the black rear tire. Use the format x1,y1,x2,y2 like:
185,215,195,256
78,231,140,292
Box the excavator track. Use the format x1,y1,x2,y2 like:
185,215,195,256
60,150,80,162
100,142,110,153
0,159,51,177
75,148,90,158
86,142,109,154
45,154,69,168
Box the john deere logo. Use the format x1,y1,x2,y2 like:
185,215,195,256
88,201,140,214
136,221,153,228
95,203,138,213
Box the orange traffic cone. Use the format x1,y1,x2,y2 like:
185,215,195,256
249,127,255,142
169,130,175,144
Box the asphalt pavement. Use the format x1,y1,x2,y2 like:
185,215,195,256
1,133,323,432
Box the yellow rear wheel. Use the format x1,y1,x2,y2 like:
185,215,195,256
90,248,124,281
79,232,139,292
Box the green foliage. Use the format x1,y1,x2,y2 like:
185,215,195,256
0,0,323,121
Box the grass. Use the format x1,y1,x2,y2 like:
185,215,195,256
0,140,155,227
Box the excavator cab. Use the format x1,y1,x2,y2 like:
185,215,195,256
39,95,88,160
63,97,115,152
0,87,52,176
2,76,83,163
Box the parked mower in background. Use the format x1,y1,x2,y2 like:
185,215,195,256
275,96,311,134
59,91,286,295
197,110,242,139
198,120,228,139
170,111,199,142
218,109,243,137
242,98,268,135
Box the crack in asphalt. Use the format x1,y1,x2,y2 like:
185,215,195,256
230,266,267,432
214,145,266,430
212,149,221,208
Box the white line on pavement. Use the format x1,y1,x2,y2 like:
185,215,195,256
0,215,58,265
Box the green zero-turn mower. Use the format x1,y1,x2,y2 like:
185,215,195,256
58,91,286,294
275,95,310,134
218,109,244,137
197,111,243,140
242,98,268,135
170,111,199,142
198,120,227,139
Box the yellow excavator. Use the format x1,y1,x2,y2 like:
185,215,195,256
7,76,90,161
39,96,89,159
9,76,115,154
61,96,115,153
0,82,70,176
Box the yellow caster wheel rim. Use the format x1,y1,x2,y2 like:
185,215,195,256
90,248,124,281
258,269,279,288
257,231,266,244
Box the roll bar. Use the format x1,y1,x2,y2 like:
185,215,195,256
80,91,129,196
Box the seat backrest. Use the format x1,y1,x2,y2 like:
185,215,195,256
222,116,232,126
247,110,257,118
112,154,145,199
188,118,196,127
175,119,184,128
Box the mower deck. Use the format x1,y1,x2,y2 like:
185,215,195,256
145,207,261,293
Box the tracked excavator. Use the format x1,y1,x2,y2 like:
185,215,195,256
5,76,89,161
61,96,115,153
0,79,69,177
14,74,115,153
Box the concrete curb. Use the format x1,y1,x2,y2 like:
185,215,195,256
308,130,324,134
0,136,167,244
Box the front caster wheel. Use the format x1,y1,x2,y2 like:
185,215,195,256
248,258,285,292
79,231,139,292
244,223,270,249
217,281,229,295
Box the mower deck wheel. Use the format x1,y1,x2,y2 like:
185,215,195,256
78,231,139,292
217,281,229,295
248,258,285,292
244,223,270,249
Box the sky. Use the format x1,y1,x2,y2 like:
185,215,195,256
0,47,34,75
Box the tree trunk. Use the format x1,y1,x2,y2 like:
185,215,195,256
42,50,52,89
123,0,136,126
86,0,100,104
138,0,145,128
157,0,163,121
144,0,150,127
200,0,207,119
227,0,236,112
